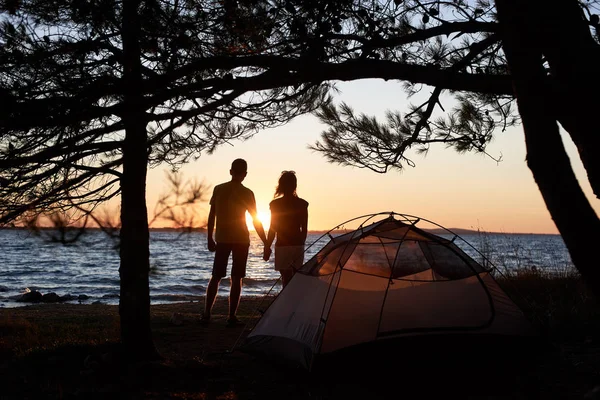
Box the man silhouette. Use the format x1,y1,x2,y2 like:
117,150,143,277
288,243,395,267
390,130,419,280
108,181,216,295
203,158,268,326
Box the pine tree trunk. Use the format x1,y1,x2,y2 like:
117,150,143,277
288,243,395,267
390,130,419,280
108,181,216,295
119,0,158,361
533,0,600,199
495,0,600,298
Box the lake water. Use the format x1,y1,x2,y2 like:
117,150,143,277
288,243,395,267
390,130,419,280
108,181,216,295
0,228,575,308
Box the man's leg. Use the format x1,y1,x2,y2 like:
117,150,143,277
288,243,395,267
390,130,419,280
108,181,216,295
229,275,243,318
229,243,249,321
203,276,220,319
204,243,230,321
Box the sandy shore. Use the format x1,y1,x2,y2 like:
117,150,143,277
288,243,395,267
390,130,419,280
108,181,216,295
1,295,599,399
1,296,270,360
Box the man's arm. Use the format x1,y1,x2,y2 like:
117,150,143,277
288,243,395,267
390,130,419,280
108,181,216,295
251,214,267,244
248,195,267,244
207,204,216,252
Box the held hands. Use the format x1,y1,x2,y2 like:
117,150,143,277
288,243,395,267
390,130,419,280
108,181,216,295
263,246,272,261
207,237,216,252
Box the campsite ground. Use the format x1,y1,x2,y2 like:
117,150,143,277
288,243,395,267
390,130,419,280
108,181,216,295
1,272,599,399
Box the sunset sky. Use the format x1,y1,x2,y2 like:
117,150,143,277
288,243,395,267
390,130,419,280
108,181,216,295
145,79,600,234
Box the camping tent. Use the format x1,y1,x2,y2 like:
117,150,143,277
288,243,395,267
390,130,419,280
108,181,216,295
242,212,537,371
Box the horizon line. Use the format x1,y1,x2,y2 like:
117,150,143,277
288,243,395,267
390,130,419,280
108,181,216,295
0,225,558,235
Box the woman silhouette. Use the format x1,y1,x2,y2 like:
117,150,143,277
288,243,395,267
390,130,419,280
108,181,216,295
264,171,309,288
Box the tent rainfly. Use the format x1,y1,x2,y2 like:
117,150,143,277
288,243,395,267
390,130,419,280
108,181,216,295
241,212,537,371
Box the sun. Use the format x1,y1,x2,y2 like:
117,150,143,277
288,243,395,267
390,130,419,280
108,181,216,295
246,210,271,231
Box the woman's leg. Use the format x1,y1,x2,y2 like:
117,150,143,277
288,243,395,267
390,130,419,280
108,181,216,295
281,269,295,288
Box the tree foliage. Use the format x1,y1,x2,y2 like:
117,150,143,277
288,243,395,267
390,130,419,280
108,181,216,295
5,0,573,223
4,0,599,222
296,0,598,177
303,0,519,171
0,0,332,225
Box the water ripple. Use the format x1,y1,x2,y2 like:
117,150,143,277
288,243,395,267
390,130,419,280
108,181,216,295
0,230,574,307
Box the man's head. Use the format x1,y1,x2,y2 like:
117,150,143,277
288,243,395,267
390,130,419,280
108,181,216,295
230,158,248,181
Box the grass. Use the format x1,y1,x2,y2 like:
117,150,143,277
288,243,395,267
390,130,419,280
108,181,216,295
497,269,600,344
472,228,600,341
1,305,121,358
1,272,599,399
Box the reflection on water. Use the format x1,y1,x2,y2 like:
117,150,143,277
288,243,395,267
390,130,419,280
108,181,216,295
0,229,573,307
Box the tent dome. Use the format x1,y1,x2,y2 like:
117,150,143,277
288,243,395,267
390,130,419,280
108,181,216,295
242,212,537,371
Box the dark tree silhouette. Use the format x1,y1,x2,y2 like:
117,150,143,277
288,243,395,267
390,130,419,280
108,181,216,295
494,0,600,297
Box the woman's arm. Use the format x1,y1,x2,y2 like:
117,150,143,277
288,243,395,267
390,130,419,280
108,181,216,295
300,206,308,244
266,208,277,248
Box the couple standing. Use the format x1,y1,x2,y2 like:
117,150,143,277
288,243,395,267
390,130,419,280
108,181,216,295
201,158,308,326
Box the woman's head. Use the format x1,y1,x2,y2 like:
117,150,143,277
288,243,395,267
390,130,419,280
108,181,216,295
275,171,297,197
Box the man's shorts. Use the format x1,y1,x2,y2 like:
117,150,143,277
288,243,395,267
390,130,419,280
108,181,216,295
212,242,250,278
